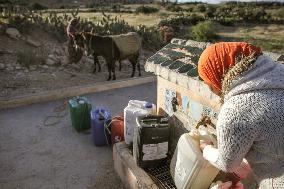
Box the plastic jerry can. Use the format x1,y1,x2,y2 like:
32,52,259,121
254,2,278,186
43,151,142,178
91,108,111,146
68,96,92,132
128,100,156,112
111,113,124,145
124,100,156,145
134,115,170,168
170,133,219,189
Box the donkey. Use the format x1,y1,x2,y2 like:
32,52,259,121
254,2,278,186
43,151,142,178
73,32,141,81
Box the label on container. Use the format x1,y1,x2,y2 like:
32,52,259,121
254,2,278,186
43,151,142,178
142,142,168,161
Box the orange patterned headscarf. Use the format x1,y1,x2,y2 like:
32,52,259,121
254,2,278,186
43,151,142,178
198,42,262,92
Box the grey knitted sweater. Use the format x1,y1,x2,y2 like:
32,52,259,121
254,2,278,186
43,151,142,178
204,55,284,189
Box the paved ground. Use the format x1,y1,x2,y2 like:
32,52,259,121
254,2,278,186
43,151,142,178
0,82,157,189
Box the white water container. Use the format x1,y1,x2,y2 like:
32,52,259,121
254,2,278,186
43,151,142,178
128,100,156,112
124,100,156,145
171,133,219,189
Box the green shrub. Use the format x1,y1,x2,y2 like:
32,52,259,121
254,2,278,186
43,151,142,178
8,15,31,32
159,17,188,31
135,5,159,14
188,13,204,25
191,21,218,42
195,4,206,12
204,6,216,18
185,7,194,12
158,14,204,31
218,18,235,26
165,4,183,12
136,25,163,50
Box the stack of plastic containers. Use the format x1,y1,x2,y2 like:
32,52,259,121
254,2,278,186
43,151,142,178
124,100,156,145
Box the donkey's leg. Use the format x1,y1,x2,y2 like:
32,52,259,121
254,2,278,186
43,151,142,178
137,62,141,77
93,58,96,73
136,54,141,77
119,60,122,71
97,58,102,72
106,61,112,81
111,62,116,80
92,55,98,74
130,53,140,77
129,58,136,78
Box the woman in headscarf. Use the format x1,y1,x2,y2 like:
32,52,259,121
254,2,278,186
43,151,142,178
198,42,284,189
66,18,83,64
67,18,79,38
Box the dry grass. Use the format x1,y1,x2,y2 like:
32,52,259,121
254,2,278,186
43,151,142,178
215,24,284,53
216,24,284,40
62,11,178,27
122,3,163,10
79,12,162,26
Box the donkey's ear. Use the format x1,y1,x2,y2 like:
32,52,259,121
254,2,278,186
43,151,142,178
82,32,87,40
70,33,76,39
80,31,85,38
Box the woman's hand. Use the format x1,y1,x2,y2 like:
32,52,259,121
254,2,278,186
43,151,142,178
211,181,244,189
220,181,244,189
234,159,252,179
200,140,214,151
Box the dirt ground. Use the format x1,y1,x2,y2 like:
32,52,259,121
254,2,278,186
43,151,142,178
0,27,154,101
0,82,157,189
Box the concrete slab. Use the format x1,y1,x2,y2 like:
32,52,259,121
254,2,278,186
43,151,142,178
0,82,157,189
113,142,159,189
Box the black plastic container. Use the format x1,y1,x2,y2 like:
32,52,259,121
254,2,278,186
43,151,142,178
134,115,170,168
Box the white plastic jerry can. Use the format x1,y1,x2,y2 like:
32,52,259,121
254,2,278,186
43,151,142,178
171,133,219,189
124,100,156,145
128,100,156,114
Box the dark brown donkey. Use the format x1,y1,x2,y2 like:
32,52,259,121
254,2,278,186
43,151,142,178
73,32,141,81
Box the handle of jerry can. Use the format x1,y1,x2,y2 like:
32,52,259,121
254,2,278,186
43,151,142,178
75,96,87,105
112,116,123,121
76,96,83,101
98,110,106,120
104,119,112,146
